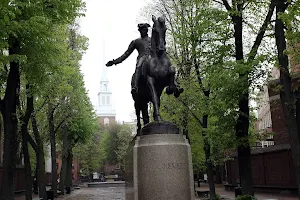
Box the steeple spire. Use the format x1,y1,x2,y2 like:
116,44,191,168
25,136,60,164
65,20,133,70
96,40,116,122
101,64,109,82
101,41,109,82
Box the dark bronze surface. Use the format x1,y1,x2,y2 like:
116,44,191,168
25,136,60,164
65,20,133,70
106,16,183,134
140,121,180,136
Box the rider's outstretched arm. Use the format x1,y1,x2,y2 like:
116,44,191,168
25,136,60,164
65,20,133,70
113,40,136,64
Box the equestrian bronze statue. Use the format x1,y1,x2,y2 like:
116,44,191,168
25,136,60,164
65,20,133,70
107,15,183,133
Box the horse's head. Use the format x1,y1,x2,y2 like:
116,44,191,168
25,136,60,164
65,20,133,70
151,15,167,57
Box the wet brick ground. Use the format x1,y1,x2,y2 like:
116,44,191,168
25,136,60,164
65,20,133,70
60,187,125,200
14,183,298,200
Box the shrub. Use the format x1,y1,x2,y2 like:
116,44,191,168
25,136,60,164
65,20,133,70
235,195,257,200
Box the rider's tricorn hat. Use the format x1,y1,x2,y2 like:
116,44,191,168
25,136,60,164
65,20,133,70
138,23,150,30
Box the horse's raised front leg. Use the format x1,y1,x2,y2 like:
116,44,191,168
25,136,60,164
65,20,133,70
166,66,176,94
134,101,142,135
147,76,162,121
166,66,183,98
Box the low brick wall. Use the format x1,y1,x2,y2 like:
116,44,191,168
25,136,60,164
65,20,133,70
0,167,25,192
226,144,296,190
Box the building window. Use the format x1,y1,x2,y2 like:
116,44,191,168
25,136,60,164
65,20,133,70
104,84,107,91
104,118,109,125
107,96,110,105
102,96,105,105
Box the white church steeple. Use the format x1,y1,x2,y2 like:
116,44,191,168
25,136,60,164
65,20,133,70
96,42,116,124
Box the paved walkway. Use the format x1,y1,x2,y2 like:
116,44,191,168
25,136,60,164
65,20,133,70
14,187,125,200
195,183,298,200
59,187,125,200
13,184,298,200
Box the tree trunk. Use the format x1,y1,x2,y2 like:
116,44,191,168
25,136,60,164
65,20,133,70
232,3,254,194
215,165,222,184
222,0,275,195
65,149,73,189
59,126,68,194
21,129,32,200
194,60,217,199
37,152,46,198
0,37,20,200
20,84,34,200
0,118,2,165
203,114,216,200
59,156,67,194
59,155,67,194
16,140,23,166
275,1,300,198
34,158,39,194
32,110,47,200
48,103,57,196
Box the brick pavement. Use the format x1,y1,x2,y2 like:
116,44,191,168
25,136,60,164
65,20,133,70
58,187,125,200
13,184,298,200
14,187,125,200
195,183,298,200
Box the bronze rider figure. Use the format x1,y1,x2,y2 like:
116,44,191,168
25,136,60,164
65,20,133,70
106,23,151,96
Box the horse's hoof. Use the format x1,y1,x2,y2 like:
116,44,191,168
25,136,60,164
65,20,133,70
174,88,184,98
166,87,172,95
131,87,138,95
174,92,180,98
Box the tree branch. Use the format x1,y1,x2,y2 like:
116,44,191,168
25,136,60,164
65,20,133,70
247,0,276,62
53,101,60,112
194,59,210,96
222,0,232,11
26,132,38,153
177,98,204,127
243,1,251,10
4,64,8,73
19,84,38,152
36,98,47,113
31,108,43,148
23,84,34,124
264,33,275,38
54,112,72,134
212,0,225,6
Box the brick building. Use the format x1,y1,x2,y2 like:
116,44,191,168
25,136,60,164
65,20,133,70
45,147,81,185
268,77,300,144
256,65,300,145
225,62,300,192
255,67,280,147
56,157,80,184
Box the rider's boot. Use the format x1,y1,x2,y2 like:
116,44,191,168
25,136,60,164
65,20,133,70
131,86,138,95
131,68,141,95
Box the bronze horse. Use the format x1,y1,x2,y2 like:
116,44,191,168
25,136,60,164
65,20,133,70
132,15,183,133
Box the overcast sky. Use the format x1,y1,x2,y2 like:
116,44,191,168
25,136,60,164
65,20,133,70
79,0,151,122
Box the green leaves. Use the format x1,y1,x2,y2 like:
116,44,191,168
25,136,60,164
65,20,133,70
73,124,133,174
145,0,281,174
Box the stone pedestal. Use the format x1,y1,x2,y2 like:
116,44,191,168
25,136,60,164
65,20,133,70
125,122,194,200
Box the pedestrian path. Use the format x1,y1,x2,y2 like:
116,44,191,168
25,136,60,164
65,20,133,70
13,183,298,200
195,183,298,200
59,187,125,200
